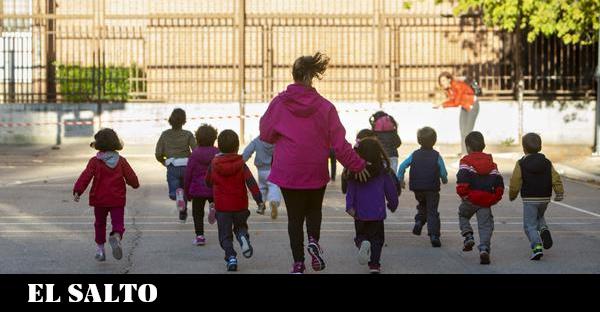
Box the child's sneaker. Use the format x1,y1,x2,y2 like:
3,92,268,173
463,234,475,252
226,256,238,272
270,201,279,219
540,228,553,249
192,235,206,246
479,249,491,265
208,204,216,225
256,202,266,215
307,237,326,271
108,233,123,260
290,261,305,274
239,235,253,258
369,264,381,274
530,244,544,260
95,245,106,262
178,209,187,224
175,188,185,212
430,235,441,247
357,240,371,265
412,221,423,236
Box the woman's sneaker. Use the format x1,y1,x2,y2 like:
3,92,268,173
369,264,381,274
290,262,305,274
193,235,206,246
307,237,326,271
463,235,475,252
530,244,544,260
540,228,553,249
208,204,217,225
226,256,238,272
479,249,491,265
108,233,123,260
357,240,371,265
270,201,279,219
95,246,106,262
239,235,253,258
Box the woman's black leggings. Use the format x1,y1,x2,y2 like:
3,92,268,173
192,197,213,236
280,187,327,262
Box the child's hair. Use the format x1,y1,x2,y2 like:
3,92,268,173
356,129,376,140
369,111,397,131
355,138,391,178
217,129,239,153
522,132,542,154
91,128,123,151
438,71,454,87
292,52,330,86
168,108,186,129
465,131,486,152
196,124,218,147
417,127,437,149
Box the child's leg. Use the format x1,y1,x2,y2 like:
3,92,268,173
353,220,368,248
389,157,399,174
94,207,110,245
413,192,428,225
475,206,494,252
523,202,542,248
425,191,441,237
537,202,549,231
281,188,308,262
369,221,385,266
166,165,178,200
192,198,207,236
177,166,187,210
257,170,269,202
458,201,476,237
232,209,251,242
215,211,236,260
108,206,125,239
305,187,326,242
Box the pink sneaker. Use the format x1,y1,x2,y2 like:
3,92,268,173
290,262,305,274
307,237,326,271
176,188,185,212
208,203,216,225
193,235,206,246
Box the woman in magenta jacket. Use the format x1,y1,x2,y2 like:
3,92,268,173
260,52,369,274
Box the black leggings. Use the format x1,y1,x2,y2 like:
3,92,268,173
281,187,327,262
192,197,213,236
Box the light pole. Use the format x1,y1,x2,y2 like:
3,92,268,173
595,18,600,156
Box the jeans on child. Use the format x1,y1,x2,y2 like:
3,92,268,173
523,202,549,248
257,169,281,203
166,164,187,209
94,206,125,245
414,191,441,237
458,200,494,252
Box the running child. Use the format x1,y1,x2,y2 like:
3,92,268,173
73,128,139,262
206,130,265,272
509,133,564,260
155,108,197,223
456,131,504,265
370,111,402,172
397,127,448,247
184,124,220,246
345,138,399,274
242,136,282,219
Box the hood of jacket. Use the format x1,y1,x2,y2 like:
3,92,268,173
461,152,496,175
213,154,244,177
280,83,323,118
521,153,549,173
96,151,120,169
192,146,219,166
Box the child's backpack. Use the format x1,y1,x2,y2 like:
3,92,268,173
464,76,483,96
369,111,397,132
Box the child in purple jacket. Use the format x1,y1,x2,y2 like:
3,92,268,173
184,124,219,246
346,138,399,274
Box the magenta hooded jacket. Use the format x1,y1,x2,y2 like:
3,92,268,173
260,83,366,189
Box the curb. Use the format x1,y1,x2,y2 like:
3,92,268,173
554,163,600,185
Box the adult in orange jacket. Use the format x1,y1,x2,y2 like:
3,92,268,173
434,72,479,155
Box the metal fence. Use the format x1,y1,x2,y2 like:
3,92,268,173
0,0,597,104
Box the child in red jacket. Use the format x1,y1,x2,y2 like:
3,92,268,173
205,130,264,272
456,131,504,265
73,128,140,262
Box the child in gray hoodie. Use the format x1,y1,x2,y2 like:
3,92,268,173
243,136,282,219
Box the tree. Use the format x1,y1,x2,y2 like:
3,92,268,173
448,0,600,45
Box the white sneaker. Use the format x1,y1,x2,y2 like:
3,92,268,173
109,233,123,260
95,246,106,262
358,240,371,265
239,235,253,258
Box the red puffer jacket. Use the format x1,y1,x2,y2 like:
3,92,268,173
456,152,504,208
73,155,139,208
205,154,262,212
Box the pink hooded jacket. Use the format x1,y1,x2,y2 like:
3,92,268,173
260,83,366,189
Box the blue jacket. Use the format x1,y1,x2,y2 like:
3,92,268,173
242,137,274,170
346,172,399,221
397,149,448,192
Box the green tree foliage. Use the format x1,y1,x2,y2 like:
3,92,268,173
449,0,600,45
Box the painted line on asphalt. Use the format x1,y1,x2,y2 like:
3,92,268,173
0,174,76,187
1,229,600,234
552,201,600,218
0,215,595,220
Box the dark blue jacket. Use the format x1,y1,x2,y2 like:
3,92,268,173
397,148,448,192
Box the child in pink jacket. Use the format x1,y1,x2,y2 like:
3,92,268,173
260,52,367,274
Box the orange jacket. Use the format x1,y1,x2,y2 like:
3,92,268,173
442,80,475,111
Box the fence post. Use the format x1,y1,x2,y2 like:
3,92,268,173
46,0,57,103
594,16,600,156
237,0,246,144
374,0,384,108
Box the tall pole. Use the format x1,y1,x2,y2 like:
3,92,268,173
46,0,56,103
237,0,246,144
594,16,600,155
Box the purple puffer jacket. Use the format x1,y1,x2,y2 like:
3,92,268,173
260,83,366,189
184,146,219,199
346,172,399,221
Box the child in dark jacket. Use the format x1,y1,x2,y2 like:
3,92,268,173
184,124,220,246
397,127,448,247
509,133,564,261
346,138,399,274
370,111,402,172
205,130,264,272
456,131,504,265
73,128,139,262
